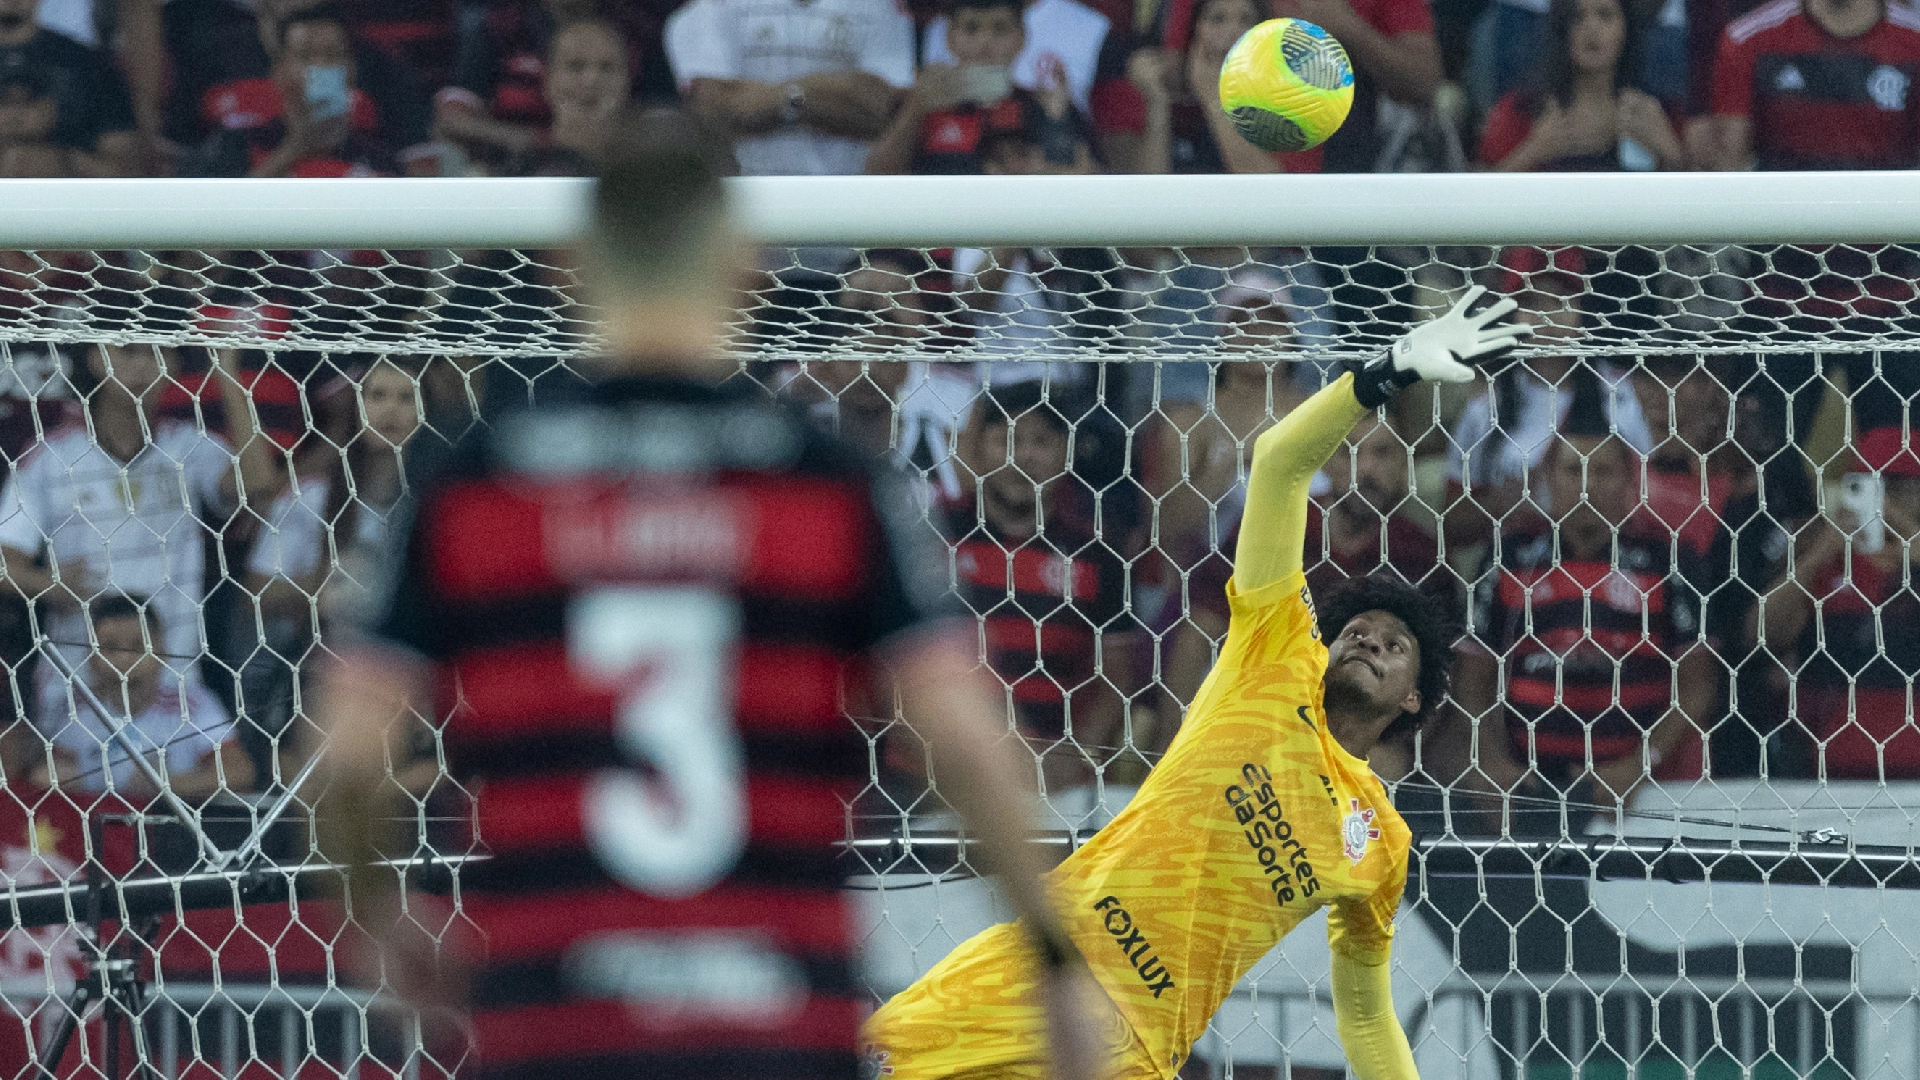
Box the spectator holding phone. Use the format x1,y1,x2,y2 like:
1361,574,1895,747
1757,427,1920,779
865,0,1094,174
190,6,395,177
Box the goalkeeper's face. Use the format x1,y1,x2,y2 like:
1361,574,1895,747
1324,610,1422,719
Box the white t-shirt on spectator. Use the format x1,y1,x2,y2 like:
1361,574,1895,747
40,0,247,45
247,475,391,580
921,0,1110,111
51,677,234,794
666,0,916,175
1444,363,1652,492
0,421,234,708
951,247,1094,388
248,475,397,628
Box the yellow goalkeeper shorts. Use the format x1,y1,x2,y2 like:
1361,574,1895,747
863,925,1168,1080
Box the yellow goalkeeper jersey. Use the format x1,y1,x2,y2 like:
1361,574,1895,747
1053,566,1412,1075
866,375,1417,1080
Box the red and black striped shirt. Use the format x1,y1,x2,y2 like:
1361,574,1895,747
1468,525,1700,775
372,374,950,1080
1713,0,1920,170
1788,549,1920,777
945,498,1131,740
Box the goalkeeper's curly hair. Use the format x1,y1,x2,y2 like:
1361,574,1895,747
1315,574,1461,739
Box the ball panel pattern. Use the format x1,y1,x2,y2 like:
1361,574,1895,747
1279,21,1354,91
1229,106,1307,152
1215,18,1356,152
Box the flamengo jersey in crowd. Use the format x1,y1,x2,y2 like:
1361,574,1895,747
372,375,950,1080
1467,523,1701,774
1713,0,1920,170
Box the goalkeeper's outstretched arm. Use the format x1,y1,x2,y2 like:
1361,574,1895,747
1233,374,1371,593
1329,905,1420,1080
1233,286,1530,595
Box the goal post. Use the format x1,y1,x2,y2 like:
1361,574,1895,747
8,171,1920,248
0,173,1919,1080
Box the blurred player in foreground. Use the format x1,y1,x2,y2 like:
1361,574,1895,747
316,109,1107,1080
865,288,1529,1080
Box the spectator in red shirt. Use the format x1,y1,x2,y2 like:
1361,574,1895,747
163,0,433,155
1480,0,1686,170
944,383,1139,795
1451,386,1716,812
1758,427,1920,779
434,0,659,171
1697,0,1920,436
190,7,396,176
1703,0,1920,169
866,0,1096,174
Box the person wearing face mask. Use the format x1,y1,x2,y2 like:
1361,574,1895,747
867,0,1094,173
190,5,394,176
919,0,1111,116
1480,0,1686,170
0,0,141,174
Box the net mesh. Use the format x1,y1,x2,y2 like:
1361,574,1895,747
0,240,1914,1079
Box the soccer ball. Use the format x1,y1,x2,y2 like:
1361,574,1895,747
1217,18,1355,152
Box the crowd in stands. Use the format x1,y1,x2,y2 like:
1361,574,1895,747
0,0,1903,181
1,0,1920,842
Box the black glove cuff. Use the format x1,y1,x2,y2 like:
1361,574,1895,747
1345,350,1417,409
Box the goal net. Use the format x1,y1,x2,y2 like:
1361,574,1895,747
0,173,1915,1080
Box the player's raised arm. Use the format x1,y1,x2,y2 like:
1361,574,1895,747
1327,874,1419,1080
1234,286,1531,594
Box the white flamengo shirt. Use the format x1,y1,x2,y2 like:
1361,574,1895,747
51,676,235,794
0,420,234,701
665,0,916,176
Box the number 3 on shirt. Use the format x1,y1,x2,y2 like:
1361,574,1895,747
568,587,747,898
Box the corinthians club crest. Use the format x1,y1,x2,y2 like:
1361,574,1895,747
1342,798,1380,864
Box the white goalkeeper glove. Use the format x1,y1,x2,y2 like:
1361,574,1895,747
1348,285,1532,408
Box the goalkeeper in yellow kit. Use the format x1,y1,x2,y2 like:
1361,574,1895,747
863,288,1530,1080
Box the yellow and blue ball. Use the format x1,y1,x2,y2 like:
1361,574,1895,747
1217,18,1355,152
